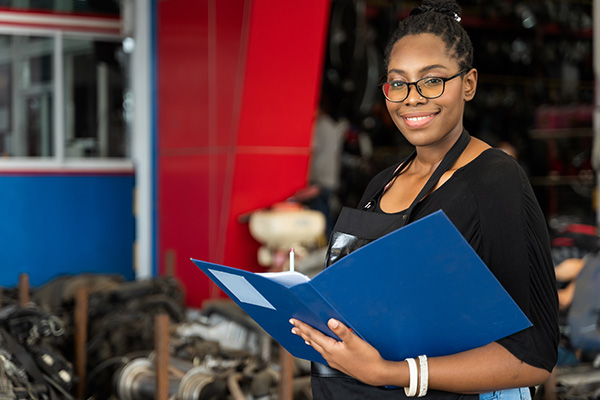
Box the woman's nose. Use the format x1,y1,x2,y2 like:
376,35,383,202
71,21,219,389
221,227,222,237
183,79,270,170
405,83,425,105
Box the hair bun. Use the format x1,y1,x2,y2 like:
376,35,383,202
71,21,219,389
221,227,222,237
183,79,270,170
410,1,462,22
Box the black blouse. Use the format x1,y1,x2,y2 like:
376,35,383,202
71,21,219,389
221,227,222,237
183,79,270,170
360,148,559,372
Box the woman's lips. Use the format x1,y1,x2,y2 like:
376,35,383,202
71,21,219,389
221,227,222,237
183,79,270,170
402,112,437,129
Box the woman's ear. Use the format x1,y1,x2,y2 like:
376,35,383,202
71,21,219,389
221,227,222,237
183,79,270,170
463,68,478,102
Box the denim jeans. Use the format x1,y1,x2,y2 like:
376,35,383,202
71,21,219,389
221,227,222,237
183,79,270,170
480,387,531,400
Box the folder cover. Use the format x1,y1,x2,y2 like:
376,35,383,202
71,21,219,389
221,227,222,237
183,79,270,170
191,210,531,365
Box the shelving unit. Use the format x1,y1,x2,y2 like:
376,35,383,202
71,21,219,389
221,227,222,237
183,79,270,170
460,0,595,221
527,124,594,217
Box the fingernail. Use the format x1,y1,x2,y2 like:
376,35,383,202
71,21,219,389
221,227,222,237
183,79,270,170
291,328,297,335
289,319,295,325
329,319,339,328
305,341,311,345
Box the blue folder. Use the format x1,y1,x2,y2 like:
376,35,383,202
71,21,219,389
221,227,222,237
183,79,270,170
191,210,531,365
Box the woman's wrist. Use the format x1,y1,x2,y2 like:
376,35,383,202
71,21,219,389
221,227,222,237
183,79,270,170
371,359,411,387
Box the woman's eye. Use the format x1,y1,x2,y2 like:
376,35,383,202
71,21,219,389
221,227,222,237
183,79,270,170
389,81,407,89
423,77,443,86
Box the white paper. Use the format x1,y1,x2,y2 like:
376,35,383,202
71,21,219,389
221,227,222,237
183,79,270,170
257,271,310,287
209,269,275,310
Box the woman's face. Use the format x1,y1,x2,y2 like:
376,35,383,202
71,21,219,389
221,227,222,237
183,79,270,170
385,33,477,148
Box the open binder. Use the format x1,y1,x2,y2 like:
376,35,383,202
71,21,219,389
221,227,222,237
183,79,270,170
191,210,531,365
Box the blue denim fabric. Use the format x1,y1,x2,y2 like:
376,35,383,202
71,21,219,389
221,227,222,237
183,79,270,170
480,388,531,400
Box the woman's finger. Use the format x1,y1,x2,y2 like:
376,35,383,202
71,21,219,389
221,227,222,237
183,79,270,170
290,318,336,349
327,319,355,343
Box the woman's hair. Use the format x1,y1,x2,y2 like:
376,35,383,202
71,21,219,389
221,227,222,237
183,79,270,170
384,0,473,72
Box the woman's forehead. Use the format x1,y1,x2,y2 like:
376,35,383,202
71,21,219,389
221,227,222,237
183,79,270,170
388,33,457,72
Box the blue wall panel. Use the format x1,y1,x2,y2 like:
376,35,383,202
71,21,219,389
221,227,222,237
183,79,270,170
0,174,135,287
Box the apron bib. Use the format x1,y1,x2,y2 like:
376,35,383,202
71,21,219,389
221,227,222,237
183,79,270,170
325,129,470,267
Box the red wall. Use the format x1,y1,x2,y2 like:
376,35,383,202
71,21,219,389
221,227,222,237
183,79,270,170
157,0,331,306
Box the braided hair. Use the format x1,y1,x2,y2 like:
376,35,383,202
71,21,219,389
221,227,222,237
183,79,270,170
384,0,473,72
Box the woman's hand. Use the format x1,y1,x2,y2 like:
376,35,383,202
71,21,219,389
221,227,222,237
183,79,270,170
290,318,551,392
290,318,394,386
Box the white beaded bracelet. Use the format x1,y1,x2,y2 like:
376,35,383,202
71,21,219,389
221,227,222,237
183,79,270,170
417,355,429,397
404,358,418,397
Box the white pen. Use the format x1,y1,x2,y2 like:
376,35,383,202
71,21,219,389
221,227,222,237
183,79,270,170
289,248,295,272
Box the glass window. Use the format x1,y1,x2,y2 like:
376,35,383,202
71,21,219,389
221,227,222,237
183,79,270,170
64,38,128,158
0,35,55,157
0,0,120,16
0,33,129,159
0,62,11,156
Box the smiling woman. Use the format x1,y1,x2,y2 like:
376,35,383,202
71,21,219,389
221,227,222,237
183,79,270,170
290,0,559,399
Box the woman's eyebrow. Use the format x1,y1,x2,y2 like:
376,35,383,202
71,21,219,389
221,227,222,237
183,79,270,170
420,64,449,73
387,64,449,75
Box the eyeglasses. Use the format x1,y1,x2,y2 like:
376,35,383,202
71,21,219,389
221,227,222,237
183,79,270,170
379,70,465,103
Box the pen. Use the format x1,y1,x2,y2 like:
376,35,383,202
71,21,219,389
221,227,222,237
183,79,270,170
289,248,295,272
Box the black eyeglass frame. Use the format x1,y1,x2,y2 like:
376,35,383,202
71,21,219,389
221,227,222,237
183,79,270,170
378,70,467,103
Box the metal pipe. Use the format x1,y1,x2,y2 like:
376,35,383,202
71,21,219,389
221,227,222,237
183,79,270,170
177,366,217,400
115,357,228,400
593,0,600,229
115,358,180,400
226,372,245,400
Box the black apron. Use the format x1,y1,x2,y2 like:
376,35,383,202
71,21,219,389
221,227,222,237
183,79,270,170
311,129,479,400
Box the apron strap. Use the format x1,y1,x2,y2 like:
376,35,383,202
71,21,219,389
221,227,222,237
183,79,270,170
364,129,471,222
405,129,470,219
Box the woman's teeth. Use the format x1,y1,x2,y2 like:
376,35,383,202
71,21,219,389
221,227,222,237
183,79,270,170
406,115,432,121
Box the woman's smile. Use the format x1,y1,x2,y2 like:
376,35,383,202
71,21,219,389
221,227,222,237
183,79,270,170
401,111,439,129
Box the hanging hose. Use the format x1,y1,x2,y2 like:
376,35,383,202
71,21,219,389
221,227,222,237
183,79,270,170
226,372,246,400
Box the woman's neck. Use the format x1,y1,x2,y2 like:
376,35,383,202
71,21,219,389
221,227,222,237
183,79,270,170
412,128,463,172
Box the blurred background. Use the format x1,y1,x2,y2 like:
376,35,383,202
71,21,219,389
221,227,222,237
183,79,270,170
0,1,598,399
